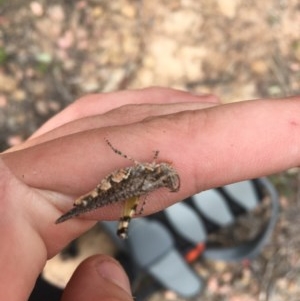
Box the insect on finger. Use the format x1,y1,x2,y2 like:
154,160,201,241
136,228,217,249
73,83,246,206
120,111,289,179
56,139,180,238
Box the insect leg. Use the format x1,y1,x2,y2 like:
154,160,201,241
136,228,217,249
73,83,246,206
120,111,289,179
136,195,148,216
117,196,140,239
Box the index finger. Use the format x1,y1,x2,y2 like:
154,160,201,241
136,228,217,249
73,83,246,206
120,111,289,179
3,96,300,211
1,95,300,255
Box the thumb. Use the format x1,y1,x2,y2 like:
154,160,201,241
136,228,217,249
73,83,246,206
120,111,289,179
61,255,133,301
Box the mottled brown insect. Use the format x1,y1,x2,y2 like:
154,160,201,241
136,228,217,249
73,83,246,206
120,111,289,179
55,139,180,238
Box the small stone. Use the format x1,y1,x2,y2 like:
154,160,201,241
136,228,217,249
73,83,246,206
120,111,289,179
30,1,44,16
35,100,49,115
0,73,17,92
47,5,65,22
207,276,220,292
251,60,268,74
12,89,26,102
214,261,227,272
48,100,61,112
0,94,7,107
81,79,100,93
222,271,233,283
121,5,136,18
57,31,74,49
164,290,177,300
7,135,23,147
217,0,239,18
229,294,257,301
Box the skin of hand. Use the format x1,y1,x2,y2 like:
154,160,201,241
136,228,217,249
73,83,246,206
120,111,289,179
0,87,300,300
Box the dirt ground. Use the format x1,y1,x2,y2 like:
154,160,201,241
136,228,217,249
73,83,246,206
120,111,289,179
1,1,300,301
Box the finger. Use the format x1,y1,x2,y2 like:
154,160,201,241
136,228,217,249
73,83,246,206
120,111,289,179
5,97,300,197
30,87,219,138
2,97,300,254
61,255,133,301
12,101,218,151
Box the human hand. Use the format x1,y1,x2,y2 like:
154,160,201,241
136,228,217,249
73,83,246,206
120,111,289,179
1,87,300,300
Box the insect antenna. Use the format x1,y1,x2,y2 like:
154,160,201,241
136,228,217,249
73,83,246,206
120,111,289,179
105,138,138,164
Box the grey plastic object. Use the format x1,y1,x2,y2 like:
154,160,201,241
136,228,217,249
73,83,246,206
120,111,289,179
203,178,279,261
101,178,279,296
223,180,258,210
165,202,207,243
162,178,278,261
128,218,203,298
192,189,235,226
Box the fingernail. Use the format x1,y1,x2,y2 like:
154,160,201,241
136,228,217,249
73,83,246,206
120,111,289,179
96,260,132,295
